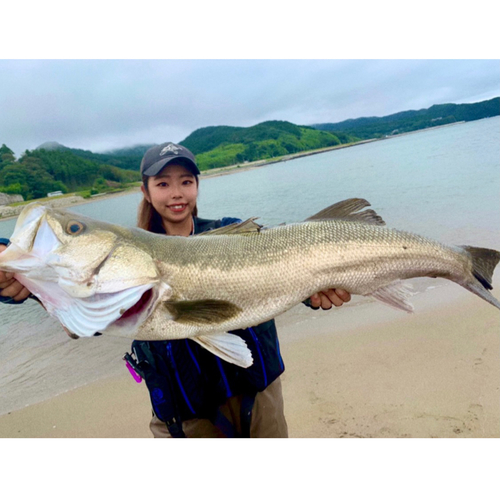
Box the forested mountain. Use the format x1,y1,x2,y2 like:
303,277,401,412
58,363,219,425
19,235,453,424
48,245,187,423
0,122,353,201
1,98,497,202
311,97,500,139
36,142,150,171
103,145,154,158
0,144,141,201
180,120,355,170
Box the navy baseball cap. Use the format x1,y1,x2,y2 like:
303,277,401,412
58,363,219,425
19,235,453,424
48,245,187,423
140,142,200,177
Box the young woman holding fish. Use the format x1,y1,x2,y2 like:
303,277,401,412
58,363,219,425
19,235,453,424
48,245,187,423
0,142,351,438
128,143,350,438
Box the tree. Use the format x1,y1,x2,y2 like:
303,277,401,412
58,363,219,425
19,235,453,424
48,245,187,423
0,144,15,171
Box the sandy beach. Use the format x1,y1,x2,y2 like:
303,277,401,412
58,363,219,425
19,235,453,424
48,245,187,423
0,278,498,438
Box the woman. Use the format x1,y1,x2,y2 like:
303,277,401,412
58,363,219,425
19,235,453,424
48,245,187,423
0,142,351,438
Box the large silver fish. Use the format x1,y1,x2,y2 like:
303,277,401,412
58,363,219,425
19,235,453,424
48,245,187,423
1,199,499,367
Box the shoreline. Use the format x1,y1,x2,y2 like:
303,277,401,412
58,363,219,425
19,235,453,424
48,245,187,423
0,118,474,222
0,141,365,221
0,279,498,438
0,136,403,222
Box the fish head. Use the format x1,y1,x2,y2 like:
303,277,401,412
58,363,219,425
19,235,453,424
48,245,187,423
2,203,122,290
0,203,165,337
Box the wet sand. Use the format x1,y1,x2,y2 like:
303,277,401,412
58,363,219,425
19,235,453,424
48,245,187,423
0,279,498,438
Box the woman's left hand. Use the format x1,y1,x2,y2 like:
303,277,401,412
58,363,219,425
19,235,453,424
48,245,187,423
309,289,351,310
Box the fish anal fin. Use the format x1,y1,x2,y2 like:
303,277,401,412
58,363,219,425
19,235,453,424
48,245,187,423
192,333,253,367
306,198,386,226
164,299,242,325
368,280,415,312
200,218,262,236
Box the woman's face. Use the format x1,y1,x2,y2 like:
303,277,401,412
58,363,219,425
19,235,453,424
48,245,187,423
142,163,198,227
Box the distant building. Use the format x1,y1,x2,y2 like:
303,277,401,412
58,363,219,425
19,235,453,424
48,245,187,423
47,191,63,197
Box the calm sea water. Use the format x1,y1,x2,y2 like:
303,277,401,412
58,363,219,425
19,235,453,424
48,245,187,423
0,117,499,415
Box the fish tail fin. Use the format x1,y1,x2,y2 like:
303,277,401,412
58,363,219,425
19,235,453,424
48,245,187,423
460,245,500,310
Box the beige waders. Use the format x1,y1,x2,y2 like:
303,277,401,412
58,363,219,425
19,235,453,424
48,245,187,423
149,377,288,438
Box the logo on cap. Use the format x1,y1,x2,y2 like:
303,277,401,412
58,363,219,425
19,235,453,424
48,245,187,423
160,144,182,156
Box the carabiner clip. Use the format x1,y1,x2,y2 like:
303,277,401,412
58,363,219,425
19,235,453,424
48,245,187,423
123,352,143,383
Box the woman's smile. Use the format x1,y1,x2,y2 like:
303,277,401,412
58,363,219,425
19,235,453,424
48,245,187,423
167,203,188,213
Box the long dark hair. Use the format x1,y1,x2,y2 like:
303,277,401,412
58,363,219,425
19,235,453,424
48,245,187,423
137,169,199,234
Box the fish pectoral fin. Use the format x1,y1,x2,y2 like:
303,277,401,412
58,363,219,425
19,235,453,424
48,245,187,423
164,299,242,325
199,218,262,236
368,280,415,312
192,333,253,368
306,198,386,226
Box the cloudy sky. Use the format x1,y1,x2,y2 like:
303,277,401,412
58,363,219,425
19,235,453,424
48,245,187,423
1,59,498,157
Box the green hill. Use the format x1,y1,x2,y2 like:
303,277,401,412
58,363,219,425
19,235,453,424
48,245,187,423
2,97,498,202
0,145,141,201
311,97,500,139
180,120,356,170
35,142,150,171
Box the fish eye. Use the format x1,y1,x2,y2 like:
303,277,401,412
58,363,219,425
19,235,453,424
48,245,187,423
66,220,86,236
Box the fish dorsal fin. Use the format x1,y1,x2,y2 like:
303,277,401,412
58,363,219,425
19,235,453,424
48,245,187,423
192,333,253,367
200,218,262,236
306,198,386,226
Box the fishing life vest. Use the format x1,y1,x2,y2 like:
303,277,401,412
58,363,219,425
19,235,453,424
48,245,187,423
125,217,285,437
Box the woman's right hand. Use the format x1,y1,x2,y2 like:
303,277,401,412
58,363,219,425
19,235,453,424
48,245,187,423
0,244,31,302
1,244,79,339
